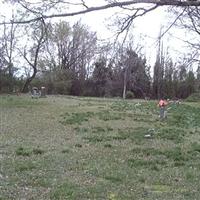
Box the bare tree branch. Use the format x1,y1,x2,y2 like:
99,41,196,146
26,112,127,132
188,8,200,35
159,7,187,39
1,0,200,25
81,0,88,9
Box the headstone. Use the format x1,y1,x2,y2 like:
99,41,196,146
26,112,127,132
31,87,40,98
40,86,46,98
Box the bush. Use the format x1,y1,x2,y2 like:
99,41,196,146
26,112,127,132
185,93,200,102
54,80,71,95
126,91,135,99
31,78,44,89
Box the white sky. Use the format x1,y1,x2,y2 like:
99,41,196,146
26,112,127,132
78,6,186,66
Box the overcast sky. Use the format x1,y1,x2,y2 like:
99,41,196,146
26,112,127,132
63,2,174,66
78,5,186,66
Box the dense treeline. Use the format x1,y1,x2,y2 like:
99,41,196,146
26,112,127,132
0,21,199,99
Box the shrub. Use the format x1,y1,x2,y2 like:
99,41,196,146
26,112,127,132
54,80,71,95
126,91,135,99
185,93,200,102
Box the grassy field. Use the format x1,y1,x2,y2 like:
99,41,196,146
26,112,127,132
1,95,200,199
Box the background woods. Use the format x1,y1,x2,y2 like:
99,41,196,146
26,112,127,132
1,0,200,99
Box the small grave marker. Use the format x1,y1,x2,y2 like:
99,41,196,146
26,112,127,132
31,87,40,99
40,86,46,98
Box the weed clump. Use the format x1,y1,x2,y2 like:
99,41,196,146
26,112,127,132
16,147,32,157
50,182,78,199
61,149,70,153
185,93,200,102
92,126,105,133
33,148,45,155
104,144,112,148
127,158,166,170
15,161,36,172
104,175,122,183
16,147,44,156
167,104,200,128
97,110,122,121
75,144,82,148
163,147,187,162
83,136,104,143
112,127,154,144
190,142,200,153
157,127,185,143
61,112,94,125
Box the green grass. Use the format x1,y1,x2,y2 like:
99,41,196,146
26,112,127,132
0,95,44,108
50,181,79,200
60,110,124,125
104,175,122,183
14,160,37,172
60,111,94,125
1,94,200,199
157,127,185,143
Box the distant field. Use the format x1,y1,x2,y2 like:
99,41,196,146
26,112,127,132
1,95,200,199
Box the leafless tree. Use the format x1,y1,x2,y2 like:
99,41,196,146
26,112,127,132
42,21,97,80
1,12,19,92
174,6,200,63
20,21,47,92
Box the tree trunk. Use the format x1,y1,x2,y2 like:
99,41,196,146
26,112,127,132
8,62,13,93
123,67,128,99
21,22,45,93
21,67,37,93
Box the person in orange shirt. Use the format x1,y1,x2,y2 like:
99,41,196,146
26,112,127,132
158,99,168,119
